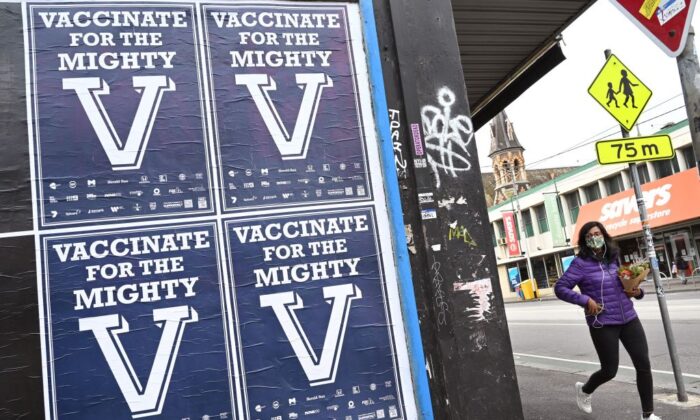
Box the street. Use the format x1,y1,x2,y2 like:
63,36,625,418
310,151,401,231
506,290,700,395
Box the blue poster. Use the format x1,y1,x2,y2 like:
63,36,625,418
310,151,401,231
562,255,575,272
40,223,235,419
28,3,214,227
225,208,405,420
202,4,372,212
507,267,521,289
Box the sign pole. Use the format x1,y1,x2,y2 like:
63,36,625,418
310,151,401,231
605,49,688,403
676,25,700,177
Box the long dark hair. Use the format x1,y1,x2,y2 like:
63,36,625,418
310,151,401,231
577,221,618,261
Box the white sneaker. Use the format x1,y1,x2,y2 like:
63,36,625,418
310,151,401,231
641,414,661,420
575,382,592,413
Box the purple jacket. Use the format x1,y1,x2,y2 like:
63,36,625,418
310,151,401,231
555,255,644,326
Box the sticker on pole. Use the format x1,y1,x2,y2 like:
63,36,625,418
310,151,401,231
588,54,652,132
596,135,674,164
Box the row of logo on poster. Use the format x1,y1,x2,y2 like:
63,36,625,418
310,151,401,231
227,176,366,189
227,162,363,177
48,172,206,189
254,382,395,412
48,197,209,218
253,404,401,420
44,185,370,218
230,186,367,203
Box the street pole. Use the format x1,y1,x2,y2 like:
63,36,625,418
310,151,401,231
606,48,688,403
510,165,535,289
552,179,569,244
676,26,700,178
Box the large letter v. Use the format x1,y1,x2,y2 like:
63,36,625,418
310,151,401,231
235,73,332,160
260,284,361,386
63,76,175,171
78,306,198,418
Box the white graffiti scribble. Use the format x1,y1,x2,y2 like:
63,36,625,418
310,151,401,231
454,278,492,321
421,87,474,188
389,109,407,179
430,260,450,329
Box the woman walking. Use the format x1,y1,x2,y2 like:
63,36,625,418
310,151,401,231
555,221,659,419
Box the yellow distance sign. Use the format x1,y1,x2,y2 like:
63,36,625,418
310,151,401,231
596,135,674,165
588,54,652,132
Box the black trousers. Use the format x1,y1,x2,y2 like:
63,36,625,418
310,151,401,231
582,317,654,414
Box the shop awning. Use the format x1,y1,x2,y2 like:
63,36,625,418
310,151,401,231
573,169,700,242
452,0,595,129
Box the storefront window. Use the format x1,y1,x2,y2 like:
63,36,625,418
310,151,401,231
505,262,527,292
533,257,548,289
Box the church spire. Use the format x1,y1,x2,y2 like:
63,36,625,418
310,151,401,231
489,111,529,204
488,110,524,157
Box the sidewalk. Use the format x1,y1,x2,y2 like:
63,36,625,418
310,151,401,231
516,365,700,420
505,276,700,304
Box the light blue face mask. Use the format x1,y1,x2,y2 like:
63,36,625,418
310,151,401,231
586,235,605,250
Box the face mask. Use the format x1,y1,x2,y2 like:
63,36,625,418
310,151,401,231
586,235,605,249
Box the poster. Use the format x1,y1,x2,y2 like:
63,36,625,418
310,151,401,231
502,211,520,257
225,208,406,420
561,255,575,273
27,3,214,227
202,3,372,212
507,266,521,290
5,1,420,419
40,223,235,419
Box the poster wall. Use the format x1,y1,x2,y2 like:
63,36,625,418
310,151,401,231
4,1,420,419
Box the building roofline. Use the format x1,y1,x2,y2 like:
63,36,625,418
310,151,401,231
486,119,689,214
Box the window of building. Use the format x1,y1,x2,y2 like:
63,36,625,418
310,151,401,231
584,183,601,202
535,205,549,233
502,162,511,183
495,220,505,240
556,196,566,227
522,210,534,237
604,173,624,195
681,146,696,169
636,164,651,184
653,158,677,179
564,192,580,224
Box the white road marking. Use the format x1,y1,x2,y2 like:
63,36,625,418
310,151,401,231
513,352,700,379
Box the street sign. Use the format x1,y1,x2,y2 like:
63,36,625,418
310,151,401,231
588,54,653,132
610,0,697,57
595,134,674,164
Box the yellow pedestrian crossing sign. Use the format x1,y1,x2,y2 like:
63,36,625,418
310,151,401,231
588,54,652,132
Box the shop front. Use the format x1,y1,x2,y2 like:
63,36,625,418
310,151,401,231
575,169,700,275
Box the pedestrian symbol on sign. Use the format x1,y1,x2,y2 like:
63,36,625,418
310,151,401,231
617,69,639,108
588,54,652,131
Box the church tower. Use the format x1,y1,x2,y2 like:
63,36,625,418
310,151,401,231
489,111,529,205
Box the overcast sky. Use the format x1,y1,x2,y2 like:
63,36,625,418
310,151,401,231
473,0,700,172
